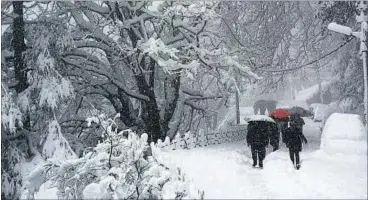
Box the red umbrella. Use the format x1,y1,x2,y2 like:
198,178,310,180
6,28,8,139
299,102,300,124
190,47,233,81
270,108,290,119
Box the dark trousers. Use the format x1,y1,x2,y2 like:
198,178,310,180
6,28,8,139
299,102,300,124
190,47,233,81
289,147,300,167
251,145,266,166
272,143,279,152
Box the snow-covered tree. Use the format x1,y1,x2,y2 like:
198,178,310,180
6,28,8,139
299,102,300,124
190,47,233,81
219,2,334,99
49,1,261,142
22,114,204,199
1,2,76,199
316,1,366,116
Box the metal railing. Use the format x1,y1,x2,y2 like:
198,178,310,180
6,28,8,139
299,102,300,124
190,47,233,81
159,124,248,150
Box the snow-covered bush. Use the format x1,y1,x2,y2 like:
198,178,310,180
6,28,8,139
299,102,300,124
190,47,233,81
320,113,367,155
22,115,203,199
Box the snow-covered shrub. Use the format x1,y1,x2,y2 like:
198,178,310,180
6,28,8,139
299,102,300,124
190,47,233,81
320,113,367,155
22,115,203,199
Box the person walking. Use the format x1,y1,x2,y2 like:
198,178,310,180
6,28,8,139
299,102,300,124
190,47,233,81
246,121,270,168
283,113,308,170
268,121,280,151
269,108,291,147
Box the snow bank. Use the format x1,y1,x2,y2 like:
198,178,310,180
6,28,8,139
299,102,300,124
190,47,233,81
321,139,367,155
321,113,367,155
34,181,58,199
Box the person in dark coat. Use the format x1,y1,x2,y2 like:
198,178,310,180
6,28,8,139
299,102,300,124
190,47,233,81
271,116,289,145
268,120,280,152
246,121,270,168
283,114,308,170
253,100,267,115
253,100,278,115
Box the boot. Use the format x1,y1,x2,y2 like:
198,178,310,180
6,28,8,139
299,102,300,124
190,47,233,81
252,162,257,167
259,162,263,169
296,164,300,170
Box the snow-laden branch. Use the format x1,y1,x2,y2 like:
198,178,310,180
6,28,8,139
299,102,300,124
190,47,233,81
258,36,354,73
181,88,223,100
63,2,117,47
184,100,206,111
173,20,207,35
162,34,185,46
121,1,146,12
222,56,263,80
123,13,154,29
187,95,224,101
62,58,149,101
63,49,107,67
78,1,110,15
73,40,116,56
181,88,204,97
139,38,200,75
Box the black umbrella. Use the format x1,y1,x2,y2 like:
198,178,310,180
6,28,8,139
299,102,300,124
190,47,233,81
287,106,313,117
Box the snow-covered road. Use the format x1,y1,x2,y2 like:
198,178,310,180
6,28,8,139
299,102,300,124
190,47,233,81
162,118,367,199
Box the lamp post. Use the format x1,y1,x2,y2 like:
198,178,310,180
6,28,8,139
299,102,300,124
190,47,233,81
327,1,368,129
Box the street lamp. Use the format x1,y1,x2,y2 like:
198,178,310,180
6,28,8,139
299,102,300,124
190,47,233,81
327,1,368,129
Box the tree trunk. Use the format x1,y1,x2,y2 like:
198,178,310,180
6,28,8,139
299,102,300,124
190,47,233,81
316,62,324,104
162,75,181,138
12,1,31,133
235,90,240,124
134,66,163,143
2,3,29,199
13,1,28,94
166,90,185,140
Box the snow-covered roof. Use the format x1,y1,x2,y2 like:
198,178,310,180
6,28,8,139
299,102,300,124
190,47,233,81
244,115,276,123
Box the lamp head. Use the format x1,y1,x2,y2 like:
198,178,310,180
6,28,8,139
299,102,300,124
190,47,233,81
328,22,353,36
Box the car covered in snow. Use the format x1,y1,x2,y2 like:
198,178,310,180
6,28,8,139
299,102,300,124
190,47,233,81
320,113,367,155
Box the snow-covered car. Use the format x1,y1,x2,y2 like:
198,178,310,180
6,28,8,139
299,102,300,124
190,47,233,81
320,113,367,155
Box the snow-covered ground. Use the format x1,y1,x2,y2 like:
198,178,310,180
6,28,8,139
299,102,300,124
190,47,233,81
161,109,367,199
33,106,367,199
